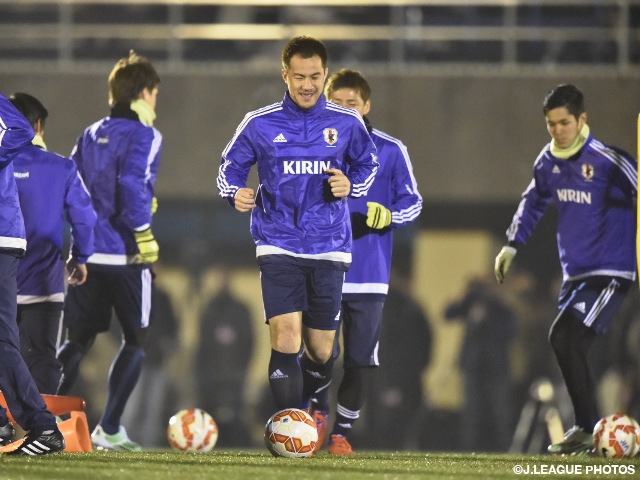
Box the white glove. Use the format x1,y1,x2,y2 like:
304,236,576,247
494,246,517,284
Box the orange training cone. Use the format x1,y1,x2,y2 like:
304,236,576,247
58,411,93,453
0,392,86,423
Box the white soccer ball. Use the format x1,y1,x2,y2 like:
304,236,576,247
167,408,218,452
264,408,318,458
593,413,640,458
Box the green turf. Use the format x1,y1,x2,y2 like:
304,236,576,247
1,450,639,480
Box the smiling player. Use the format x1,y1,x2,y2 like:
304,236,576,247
217,36,378,417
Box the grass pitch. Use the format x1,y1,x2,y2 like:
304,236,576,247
1,450,639,480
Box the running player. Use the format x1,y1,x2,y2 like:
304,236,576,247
217,36,378,415
308,69,423,455
495,83,637,455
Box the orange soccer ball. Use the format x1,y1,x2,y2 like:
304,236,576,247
593,413,640,458
264,408,318,458
167,408,218,453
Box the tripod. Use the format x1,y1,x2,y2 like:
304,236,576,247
509,377,565,453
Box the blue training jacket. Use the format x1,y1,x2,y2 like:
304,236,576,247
13,143,96,302
70,103,162,265
342,125,422,300
218,92,378,263
506,133,637,281
0,93,31,254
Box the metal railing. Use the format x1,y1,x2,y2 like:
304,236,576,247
1,0,639,76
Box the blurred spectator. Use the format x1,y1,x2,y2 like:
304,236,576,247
507,271,561,413
444,273,516,452
195,270,254,447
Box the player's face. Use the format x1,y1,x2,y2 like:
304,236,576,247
282,54,328,110
327,88,371,118
140,86,159,112
545,107,587,148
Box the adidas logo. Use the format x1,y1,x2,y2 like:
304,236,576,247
552,165,561,174
273,133,287,143
305,370,324,379
270,369,288,379
573,301,586,314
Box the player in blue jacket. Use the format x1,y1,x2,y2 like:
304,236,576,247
217,37,378,415
495,84,637,455
9,92,96,395
0,92,65,455
307,69,422,455
56,51,162,452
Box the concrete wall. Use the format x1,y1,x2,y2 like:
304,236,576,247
2,72,638,204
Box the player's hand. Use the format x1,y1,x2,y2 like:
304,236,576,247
366,202,392,229
325,168,350,198
494,246,517,284
134,227,159,263
65,258,88,286
234,188,256,212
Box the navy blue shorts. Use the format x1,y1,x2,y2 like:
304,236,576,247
333,300,384,367
64,264,153,334
558,276,631,334
259,257,344,331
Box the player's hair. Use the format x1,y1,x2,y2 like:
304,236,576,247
324,69,371,103
9,92,48,129
108,50,160,105
543,84,585,119
281,36,327,71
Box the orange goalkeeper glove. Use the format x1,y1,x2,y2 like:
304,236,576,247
134,227,159,263
366,202,392,229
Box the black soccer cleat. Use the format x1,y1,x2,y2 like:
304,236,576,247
7,428,65,455
0,421,15,446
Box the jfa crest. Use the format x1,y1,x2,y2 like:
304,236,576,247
581,163,594,181
324,128,338,145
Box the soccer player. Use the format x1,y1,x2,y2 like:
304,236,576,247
308,69,423,455
217,37,378,417
56,51,162,452
9,92,96,395
495,83,637,455
0,92,65,455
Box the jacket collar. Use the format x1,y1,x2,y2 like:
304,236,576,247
110,103,140,122
282,91,326,118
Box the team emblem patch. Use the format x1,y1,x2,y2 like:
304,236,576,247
324,128,338,145
581,163,594,180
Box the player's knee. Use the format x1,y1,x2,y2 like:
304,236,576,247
66,328,97,351
305,345,333,364
271,330,302,354
123,327,150,349
548,311,573,353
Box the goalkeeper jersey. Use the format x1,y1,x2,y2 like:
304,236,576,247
13,144,96,302
506,134,637,281
218,92,378,263
70,103,161,266
342,125,422,300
